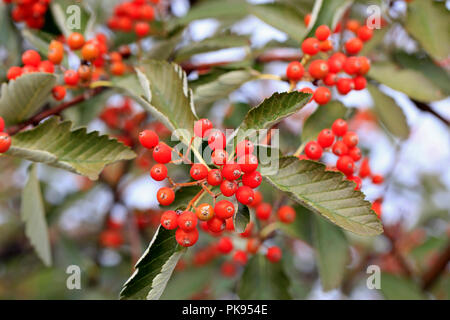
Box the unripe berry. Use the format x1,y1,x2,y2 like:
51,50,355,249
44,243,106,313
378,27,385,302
286,61,304,82
195,203,214,221
153,142,172,164
336,155,355,176
220,180,238,197
190,163,208,180
207,169,223,186
150,164,168,181
194,118,213,138
277,205,296,223
302,37,320,56
177,211,198,231
139,130,159,148
331,118,348,136
207,216,226,233
308,59,329,79
266,246,282,263
313,86,331,105
304,141,323,160
217,237,233,254
317,128,335,148
156,187,175,206
222,163,242,181
175,228,199,247
160,210,178,230
235,186,254,205
214,200,235,220
256,202,271,220
241,170,262,189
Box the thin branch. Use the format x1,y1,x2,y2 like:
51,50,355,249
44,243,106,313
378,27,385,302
421,242,450,290
411,99,449,127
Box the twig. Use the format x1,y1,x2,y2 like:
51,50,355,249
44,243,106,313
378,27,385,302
411,99,449,127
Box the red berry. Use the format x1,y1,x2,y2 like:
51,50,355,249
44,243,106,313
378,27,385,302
302,37,320,55
343,56,361,75
233,250,248,265
225,217,234,231
140,5,155,20
348,147,362,161
308,59,329,79
211,149,228,165
100,229,123,248
286,61,304,81
358,56,371,75
300,87,314,102
336,155,355,176
315,25,331,41
153,142,172,164
221,261,237,277
38,60,54,73
207,216,226,233
266,246,282,263
256,203,272,220
0,133,11,153
177,211,198,231
135,22,150,37
331,118,348,136
319,39,333,52
156,187,175,206
347,175,362,190
81,42,100,61
214,200,235,220
64,69,79,86
207,169,223,186
235,186,254,205
317,129,335,148
304,13,311,26
372,199,382,219
7,66,22,80
67,32,85,50
248,190,262,208
175,228,199,247
0,117,4,132
190,163,208,180
222,163,242,181
343,131,359,148
52,86,66,101
359,158,371,178
336,78,354,95
345,37,363,55
207,130,226,150
242,170,262,188
323,73,338,86
346,19,360,33
139,130,159,149
353,76,367,90
236,140,254,157
237,154,258,173
313,86,331,105
22,50,41,67
240,222,253,238
150,164,168,181
160,210,178,230
372,174,384,184
332,140,349,156
304,141,323,160
277,206,296,223
328,53,347,73
217,237,233,254
194,118,213,138
357,26,373,42
220,180,238,197
195,203,214,221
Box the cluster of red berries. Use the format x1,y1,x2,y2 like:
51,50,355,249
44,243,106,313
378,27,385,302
107,0,158,38
4,0,50,29
0,116,11,154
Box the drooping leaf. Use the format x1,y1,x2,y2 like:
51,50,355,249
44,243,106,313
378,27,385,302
50,0,95,37
304,0,353,38
194,69,258,107
174,34,250,63
238,254,292,299
368,62,445,102
21,164,52,267
313,214,349,291
301,100,347,143
262,157,383,236
6,117,136,180
233,204,250,233
240,91,312,131
120,226,185,300
0,72,57,125
404,0,450,62
367,83,410,140
248,3,307,42
380,273,427,300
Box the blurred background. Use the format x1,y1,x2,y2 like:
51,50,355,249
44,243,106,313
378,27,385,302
0,0,449,299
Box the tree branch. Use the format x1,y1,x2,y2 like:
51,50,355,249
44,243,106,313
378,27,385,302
411,99,449,127
421,241,450,290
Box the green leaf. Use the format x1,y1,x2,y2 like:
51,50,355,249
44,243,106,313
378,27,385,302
145,29,185,60
305,0,353,38
0,3,21,77
404,0,450,62
262,157,383,236
117,60,197,145
278,205,313,244
301,100,347,143
313,215,349,291
233,204,250,233
368,62,445,102
120,226,185,300
6,117,136,180
238,254,292,299
381,273,427,300
0,72,57,126
194,69,258,107
174,34,250,63
241,91,312,131
367,83,410,140
21,164,52,267
50,0,95,37
248,3,307,42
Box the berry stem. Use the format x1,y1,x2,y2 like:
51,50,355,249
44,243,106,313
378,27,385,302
293,141,307,157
